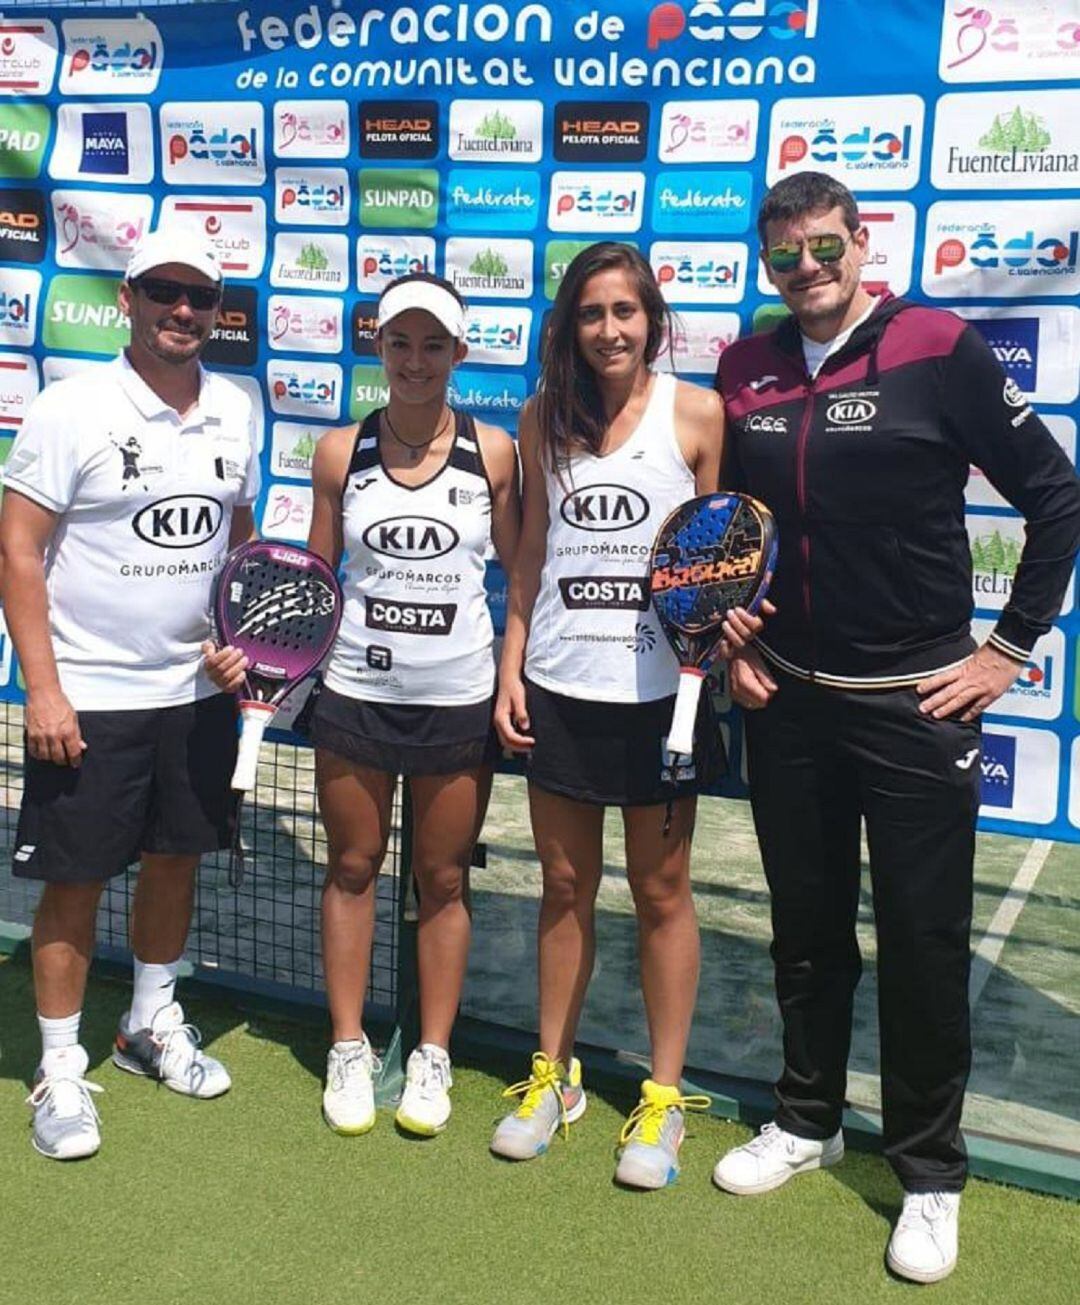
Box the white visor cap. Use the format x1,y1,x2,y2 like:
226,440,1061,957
126,227,223,284
377,280,465,339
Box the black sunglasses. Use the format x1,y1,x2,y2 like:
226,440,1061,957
133,276,222,311
764,232,854,274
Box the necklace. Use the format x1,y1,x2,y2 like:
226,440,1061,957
383,407,453,461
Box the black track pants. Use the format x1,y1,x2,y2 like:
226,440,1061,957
743,673,981,1192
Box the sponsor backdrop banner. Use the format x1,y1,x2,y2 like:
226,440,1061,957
1,0,1078,839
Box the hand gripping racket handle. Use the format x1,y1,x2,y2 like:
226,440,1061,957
232,701,276,792
667,669,706,758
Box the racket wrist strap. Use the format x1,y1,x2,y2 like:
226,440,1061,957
232,701,275,793
667,669,706,758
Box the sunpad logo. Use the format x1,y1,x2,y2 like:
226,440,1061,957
559,484,649,533
0,104,50,179
133,495,224,549
446,168,539,233
164,107,262,184
549,172,645,233
275,168,349,226
80,111,128,176
359,167,438,229
659,100,758,163
449,100,542,163
652,170,752,235
363,517,459,561
359,100,437,159
43,274,126,354
651,242,746,304
544,240,595,300
61,19,162,93
274,99,349,158
349,365,390,421
969,318,1039,390
0,189,45,264
554,101,648,163
979,733,1016,809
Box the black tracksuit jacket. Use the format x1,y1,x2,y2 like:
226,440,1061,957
714,293,1080,686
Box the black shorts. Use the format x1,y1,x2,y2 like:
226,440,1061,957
310,685,499,776
13,694,238,884
523,678,726,807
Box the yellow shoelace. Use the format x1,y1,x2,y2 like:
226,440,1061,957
501,1052,571,1136
619,1092,712,1147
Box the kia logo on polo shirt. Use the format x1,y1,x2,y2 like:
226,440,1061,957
826,399,877,425
362,516,459,560
133,495,224,548
559,485,649,532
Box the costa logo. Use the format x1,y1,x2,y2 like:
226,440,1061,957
132,495,223,549
365,597,457,635
362,515,460,560
826,398,877,425
745,413,788,434
559,484,649,532
559,576,650,611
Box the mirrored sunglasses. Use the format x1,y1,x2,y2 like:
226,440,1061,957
765,233,851,274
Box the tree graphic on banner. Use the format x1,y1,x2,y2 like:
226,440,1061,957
979,107,1051,153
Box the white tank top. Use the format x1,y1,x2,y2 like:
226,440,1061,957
323,409,495,706
525,372,694,703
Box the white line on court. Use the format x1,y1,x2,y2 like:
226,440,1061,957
968,838,1054,1008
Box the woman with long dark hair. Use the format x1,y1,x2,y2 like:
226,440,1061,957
491,242,724,1187
307,272,520,1138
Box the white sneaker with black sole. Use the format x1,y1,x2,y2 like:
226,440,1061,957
712,1120,844,1194
886,1190,960,1284
27,1045,103,1161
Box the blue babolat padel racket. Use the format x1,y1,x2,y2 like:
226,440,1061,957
649,492,778,757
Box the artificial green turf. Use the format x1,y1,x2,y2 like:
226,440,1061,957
1,957,1076,1305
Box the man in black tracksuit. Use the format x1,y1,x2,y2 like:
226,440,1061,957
711,172,1080,1284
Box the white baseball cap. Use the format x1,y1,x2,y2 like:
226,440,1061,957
125,227,222,284
377,279,465,338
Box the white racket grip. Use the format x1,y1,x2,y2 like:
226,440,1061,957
667,670,705,758
232,702,275,792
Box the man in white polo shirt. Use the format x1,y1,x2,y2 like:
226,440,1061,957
0,229,259,1160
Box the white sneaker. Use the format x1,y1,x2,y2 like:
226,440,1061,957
27,1045,103,1161
712,1120,844,1194
113,1002,231,1099
395,1043,453,1136
323,1037,379,1135
886,1191,961,1284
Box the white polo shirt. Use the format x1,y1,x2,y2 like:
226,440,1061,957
2,353,261,710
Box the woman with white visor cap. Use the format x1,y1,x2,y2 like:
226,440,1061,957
307,273,521,1138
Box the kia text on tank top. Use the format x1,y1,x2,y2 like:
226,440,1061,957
323,409,495,706
525,372,694,704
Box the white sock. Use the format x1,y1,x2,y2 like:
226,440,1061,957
129,958,180,1031
38,1011,81,1060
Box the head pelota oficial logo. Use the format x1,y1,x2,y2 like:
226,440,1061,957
359,100,438,160
0,188,46,264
